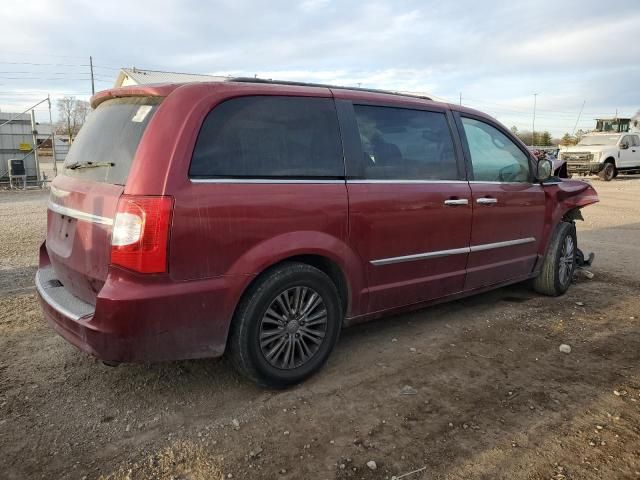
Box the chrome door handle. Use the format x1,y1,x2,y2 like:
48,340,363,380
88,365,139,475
444,199,469,206
477,198,498,205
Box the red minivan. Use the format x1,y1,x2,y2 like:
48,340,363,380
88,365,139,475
36,79,598,386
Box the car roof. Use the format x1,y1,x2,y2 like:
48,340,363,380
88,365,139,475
91,78,495,124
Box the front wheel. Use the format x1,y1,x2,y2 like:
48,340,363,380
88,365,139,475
228,262,342,387
598,162,616,181
532,222,577,296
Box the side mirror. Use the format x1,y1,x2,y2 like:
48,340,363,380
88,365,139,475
536,158,553,182
620,142,629,150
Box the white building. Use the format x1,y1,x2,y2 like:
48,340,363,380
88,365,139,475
114,68,228,87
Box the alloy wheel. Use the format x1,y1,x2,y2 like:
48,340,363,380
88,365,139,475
259,286,328,370
558,235,575,286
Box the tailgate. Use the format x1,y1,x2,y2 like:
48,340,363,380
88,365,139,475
45,96,161,304
47,177,122,304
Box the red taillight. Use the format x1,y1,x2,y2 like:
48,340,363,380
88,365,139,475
110,195,173,274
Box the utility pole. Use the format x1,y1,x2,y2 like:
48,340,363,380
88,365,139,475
532,93,538,146
89,55,95,95
47,95,58,177
459,92,462,106
30,110,41,185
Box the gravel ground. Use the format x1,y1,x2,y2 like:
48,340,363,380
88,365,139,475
1,177,639,480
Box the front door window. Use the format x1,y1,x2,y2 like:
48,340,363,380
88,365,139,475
461,117,531,182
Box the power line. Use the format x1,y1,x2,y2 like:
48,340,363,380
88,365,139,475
462,96,624,117
0,61,121,70
92,65,122,71
0,71,92,75
0,61,91,68
0,51,89,59
0,91,91,95
0,77,96,81
463,102,619,120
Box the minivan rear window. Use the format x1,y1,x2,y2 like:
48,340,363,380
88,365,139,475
190,96,343,179
62,97,161,185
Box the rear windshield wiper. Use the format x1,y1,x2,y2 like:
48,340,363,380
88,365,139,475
66,161,115,170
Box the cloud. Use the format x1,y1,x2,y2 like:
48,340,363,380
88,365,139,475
0,0,638,135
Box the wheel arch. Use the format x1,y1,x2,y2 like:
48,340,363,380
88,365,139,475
226,232,366,319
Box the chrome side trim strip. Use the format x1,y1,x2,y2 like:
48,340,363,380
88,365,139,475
370,237,536,266
468,181,534,185
469,237,536,252
190,179,534,185
370,247,469,266
348,179,468,184
35,270,83,321
48,201,113,226
191,178,470,185
190,178,345,184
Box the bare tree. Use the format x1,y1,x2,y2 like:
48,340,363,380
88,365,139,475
57,96,91,142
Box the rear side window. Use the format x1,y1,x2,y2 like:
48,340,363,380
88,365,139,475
353,105,458,180
63,97,161,185
190,96,343,179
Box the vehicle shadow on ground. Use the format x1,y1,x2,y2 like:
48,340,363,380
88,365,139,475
42,274,640,480
46,278,575,402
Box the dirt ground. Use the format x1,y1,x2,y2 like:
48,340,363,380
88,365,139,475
1,176,639,480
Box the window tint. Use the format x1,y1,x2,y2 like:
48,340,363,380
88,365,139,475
352,105,458,180
461,117,531,182
190,96,343,178
622,135,638,147
63,97,161,185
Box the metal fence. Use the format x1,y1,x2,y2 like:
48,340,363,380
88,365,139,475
0,97,63,187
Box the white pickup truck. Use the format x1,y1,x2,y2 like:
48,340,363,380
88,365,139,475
560,132,640,181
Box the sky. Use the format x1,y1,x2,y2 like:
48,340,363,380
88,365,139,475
1,0,638,137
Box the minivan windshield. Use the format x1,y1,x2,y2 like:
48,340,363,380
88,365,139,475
577,135,619,146
62,96,161,185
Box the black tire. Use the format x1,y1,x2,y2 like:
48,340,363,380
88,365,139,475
598,162,616,181
532,222,577,296
228,262,342,387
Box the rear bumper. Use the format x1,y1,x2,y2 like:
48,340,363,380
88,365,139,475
566,162,603,175
36,262,249,363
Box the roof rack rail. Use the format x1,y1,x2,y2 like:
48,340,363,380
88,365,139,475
228,77,432,101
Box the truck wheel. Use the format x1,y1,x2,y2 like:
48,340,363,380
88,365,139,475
228,262,342,388
598,162,616,181
533,222,577,296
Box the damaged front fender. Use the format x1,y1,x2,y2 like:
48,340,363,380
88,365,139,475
546,179,598,226
538,179,599,259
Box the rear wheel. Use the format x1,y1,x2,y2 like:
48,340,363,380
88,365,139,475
228,262,342,387
598,162,616,181
533,222,577,296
